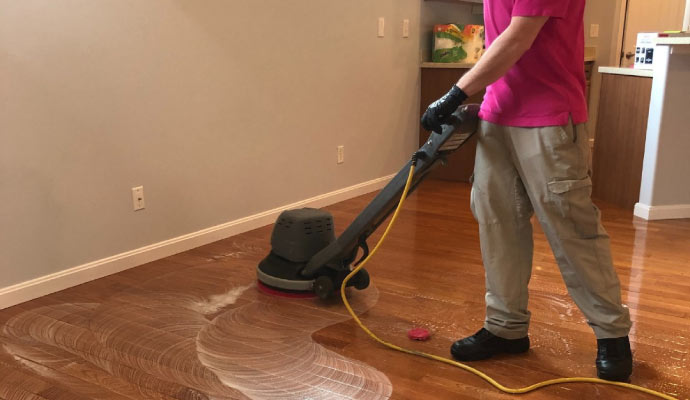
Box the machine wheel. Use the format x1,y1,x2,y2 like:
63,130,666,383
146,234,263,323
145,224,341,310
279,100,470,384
314,275,334,300
352,269,370,290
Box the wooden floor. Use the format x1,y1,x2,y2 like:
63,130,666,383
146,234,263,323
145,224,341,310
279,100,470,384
1,181,689,400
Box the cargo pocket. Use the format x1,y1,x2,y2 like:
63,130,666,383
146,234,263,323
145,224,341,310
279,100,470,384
546,177,600,238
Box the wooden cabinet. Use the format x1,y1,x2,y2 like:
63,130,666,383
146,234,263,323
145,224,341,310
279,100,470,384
420,67,484,182
591,73,653,210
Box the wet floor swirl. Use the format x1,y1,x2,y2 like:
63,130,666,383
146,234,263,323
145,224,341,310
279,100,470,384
0,242,392,399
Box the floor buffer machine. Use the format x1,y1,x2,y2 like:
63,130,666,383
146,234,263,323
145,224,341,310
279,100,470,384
257,104,479,299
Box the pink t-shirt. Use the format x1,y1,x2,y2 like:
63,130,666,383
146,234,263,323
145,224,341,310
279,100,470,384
479,0,588,127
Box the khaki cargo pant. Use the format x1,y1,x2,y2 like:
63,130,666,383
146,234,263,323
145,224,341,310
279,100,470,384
471,119,632,340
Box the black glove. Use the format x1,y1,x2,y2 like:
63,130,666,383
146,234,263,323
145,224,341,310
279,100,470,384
421,85,468,134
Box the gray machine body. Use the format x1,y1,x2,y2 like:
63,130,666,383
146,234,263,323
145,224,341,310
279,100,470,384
256,104,480,295
258,208,335,291
271,208,335,263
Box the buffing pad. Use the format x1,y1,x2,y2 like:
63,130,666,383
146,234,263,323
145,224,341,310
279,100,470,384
257,281,317,299
407,327,431,341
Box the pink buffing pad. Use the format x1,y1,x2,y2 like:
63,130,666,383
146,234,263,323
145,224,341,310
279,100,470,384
257,281,317,299
407,327,431,341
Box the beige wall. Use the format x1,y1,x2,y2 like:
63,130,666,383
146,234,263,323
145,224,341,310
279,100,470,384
583,0,625,137
0,0,422,289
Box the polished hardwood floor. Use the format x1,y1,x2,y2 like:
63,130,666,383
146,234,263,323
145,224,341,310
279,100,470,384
1,181,689,399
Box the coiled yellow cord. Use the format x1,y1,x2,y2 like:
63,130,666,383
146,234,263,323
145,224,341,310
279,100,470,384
340,163,677,400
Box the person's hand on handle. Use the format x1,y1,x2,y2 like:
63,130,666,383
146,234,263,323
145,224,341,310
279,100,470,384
421,85,468,134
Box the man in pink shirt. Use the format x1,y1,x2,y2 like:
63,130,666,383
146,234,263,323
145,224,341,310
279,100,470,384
421,0,633,382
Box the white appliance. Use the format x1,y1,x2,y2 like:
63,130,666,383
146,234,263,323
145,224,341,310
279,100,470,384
634,32,657,70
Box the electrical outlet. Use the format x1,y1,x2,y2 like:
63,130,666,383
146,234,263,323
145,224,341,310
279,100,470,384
132,186,145,211
402,19,410,38
590,24,599,38
337,146,345,164
378,17,385,37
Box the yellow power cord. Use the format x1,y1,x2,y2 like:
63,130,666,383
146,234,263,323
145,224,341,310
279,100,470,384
340,162,677,400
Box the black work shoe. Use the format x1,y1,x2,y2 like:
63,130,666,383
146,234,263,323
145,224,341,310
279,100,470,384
450,328,530,361
596,336,633,382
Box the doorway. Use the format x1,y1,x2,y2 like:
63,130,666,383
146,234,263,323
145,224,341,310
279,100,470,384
618,0,688,67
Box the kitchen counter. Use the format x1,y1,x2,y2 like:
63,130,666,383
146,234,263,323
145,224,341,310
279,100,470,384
421,62,475,69
422,56,596,69
635,39,690,220
656,37,690,45
599,66,653,78
594,38,690,219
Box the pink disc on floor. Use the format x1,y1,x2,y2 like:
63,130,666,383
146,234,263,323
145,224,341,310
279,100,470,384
256,281,317,299
407,327,431,341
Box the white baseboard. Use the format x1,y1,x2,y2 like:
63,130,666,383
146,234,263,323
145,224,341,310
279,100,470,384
634,203,690,220
0,174,396,310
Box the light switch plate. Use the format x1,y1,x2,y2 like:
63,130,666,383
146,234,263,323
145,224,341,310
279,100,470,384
590,24,599,38
132,186,145,211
